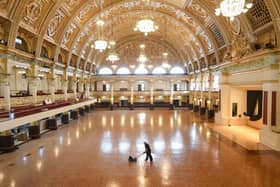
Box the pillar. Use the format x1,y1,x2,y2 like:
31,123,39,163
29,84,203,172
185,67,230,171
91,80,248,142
29,78,39,104
208,71,213,110
62,79,68,101
0,75,10,111
72,74,77,99
48,65,56,102
200,73,205,108
150,80,154,104
62,70,68,101
130,81,134,105
215,73,231,124
85,83,90,99
260,81,280,150
170,80,173,104
110,83,114,105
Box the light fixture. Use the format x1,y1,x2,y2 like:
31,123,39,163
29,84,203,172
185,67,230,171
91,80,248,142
137,44,148,64
107,18,119,63
94,20,107,51
107,52,120,62
94,1,107,51
215,0,253,21
134,19,158,36
162,52,171,69
17,70,26,74
137,54,148,63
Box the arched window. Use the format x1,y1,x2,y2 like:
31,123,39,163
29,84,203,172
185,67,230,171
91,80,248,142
58,54,63,63
15,37,29,52
213,74,219,91
152,67,166,74
170,66,185,74
98,67,113,75
135,66,148,75
40,46,49,58
116,67,131,75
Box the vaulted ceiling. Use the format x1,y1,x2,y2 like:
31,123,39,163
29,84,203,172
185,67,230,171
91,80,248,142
0,0,279,74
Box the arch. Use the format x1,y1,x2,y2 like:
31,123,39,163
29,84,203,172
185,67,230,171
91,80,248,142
116,67,131,75
152,67,167,74
58,54,63,63
40,46,49,58
135,66,149,75
170,66,185,74
98,67,113,75
15,37,29,52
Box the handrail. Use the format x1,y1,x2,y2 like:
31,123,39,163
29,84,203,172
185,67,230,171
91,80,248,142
0,99,95,132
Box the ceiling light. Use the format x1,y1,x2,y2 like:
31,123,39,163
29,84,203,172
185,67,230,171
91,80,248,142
134,19,158,35
130,65,136,69
94,40,107,51
162,52,170,69
215,0,253,21
107,53,120,62
137,54,147,63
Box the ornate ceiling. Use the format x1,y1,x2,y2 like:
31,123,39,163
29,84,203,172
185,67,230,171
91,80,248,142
0,0,279,74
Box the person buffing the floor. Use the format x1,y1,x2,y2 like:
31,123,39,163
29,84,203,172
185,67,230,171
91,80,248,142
143,142,153,162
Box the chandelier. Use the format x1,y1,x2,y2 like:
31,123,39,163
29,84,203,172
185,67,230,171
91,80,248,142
94,0,107,51
137,44,148,64
162,52,171,69
94,20,108,51
134,19,158,36
137,54,148,63
215,0,253,21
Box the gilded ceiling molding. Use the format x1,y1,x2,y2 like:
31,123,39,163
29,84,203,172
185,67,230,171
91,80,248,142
6,0,28,49
58,0,219,64
73,10,208,67
192,0,231,44
264,0,280,48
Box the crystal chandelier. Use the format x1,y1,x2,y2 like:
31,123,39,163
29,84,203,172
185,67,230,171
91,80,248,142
134,19,159,36
215,0,253,21
94,0,107,51
107,18,119,63
107,53,119,62
137,44,148,64
94,19,107,51
162,52,171,69
137,54,148,63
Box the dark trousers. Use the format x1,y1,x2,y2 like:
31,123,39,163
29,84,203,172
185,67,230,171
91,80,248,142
145,152,153,161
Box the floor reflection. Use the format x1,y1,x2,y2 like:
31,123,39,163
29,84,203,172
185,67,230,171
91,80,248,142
0,110,279,187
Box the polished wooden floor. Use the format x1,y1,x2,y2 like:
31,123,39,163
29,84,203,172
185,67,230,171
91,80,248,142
0,110,280,187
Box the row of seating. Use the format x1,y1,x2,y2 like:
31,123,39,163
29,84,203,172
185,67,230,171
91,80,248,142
0,104,95,152
93,102,190,110
0,99,77,119
191,104,215,121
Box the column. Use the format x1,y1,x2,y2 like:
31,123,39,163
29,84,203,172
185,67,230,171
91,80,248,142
48,66,56,102
200,73,205,106
130,81,134,105
170,80,173,105
0,75,11,111
215,73,231,124
62,70,68,101
85,82,90,99
72,75,77,99
193,75,199,112
260,80,280,150
150,80,154,105
79,78,84,93
110,82,114,105
110,82,114,110
29,78,39,104
207,71,213,110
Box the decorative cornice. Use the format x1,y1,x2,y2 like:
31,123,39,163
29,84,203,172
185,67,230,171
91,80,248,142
220,52,280,74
